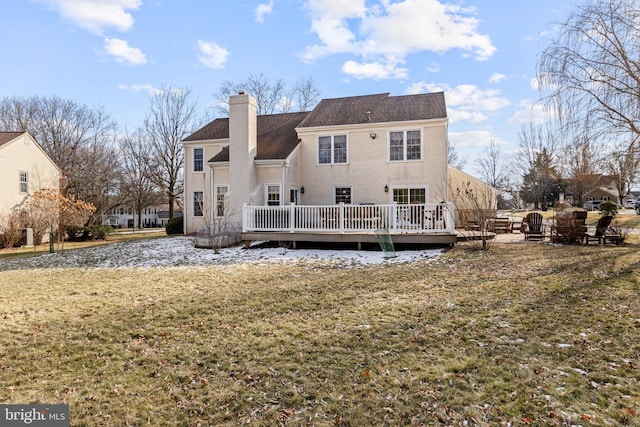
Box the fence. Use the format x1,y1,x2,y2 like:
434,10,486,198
243,202,456,234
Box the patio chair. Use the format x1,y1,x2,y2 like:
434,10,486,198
523,212,545,241
584,215,621,244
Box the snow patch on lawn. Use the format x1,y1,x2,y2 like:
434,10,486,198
0,236,443,271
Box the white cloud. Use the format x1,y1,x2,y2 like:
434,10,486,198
489,73,506,84
255,0,275,23
509,100,555,125
117,83,161,95
449,130,505,149
37,0,141,34
406,82,510,123
301,0,495,79
104,38,146,65
197,40,229,69
341,60,408,79
426,62,440,73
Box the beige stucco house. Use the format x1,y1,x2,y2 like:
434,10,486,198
183,92,492,247
0,131,60,212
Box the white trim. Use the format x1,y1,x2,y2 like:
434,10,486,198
193,190,204,217
316,134,349,165
296,117,447,135
19,170,29,194
388,184,430,204
265,183,282,206
387,128,423,162
214,185,229,218
193,147,205,173
333,185,352,204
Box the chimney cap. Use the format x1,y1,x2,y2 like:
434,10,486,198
238,91,245,95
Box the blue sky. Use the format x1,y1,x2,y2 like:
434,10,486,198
0,0,571,172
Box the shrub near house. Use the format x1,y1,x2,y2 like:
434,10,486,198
166,216,184,235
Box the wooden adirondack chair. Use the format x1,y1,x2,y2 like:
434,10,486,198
584,215,621,244
523,212,545,241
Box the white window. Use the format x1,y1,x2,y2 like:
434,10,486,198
389,130,422,161
19,171,28,194
393,187,426,205
216,186,228,217
267,185,281,206
194,148,204,172
334,187,352,204
318,135,347,164
193,191,204,216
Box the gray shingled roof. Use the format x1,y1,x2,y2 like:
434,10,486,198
183,119,229,142
185,92,446,162
296,92,446,128
186,112,309,162
0,131,26,147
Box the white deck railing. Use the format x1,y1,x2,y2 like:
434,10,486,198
243,202,456,234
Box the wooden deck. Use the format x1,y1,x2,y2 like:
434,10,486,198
242,230,458,249
241,202,458,249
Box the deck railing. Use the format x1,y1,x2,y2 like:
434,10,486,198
243,202,456,234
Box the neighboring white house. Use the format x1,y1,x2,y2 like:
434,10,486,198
0,131,60,212
182,92,492,247
102,205,183,228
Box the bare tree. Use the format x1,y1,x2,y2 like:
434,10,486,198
294,76,322,112
605,138,640,204
476,140,511,208
213,73,321,116
561,130,602,207
450,181,497,251
538,0,640,143
0,207,25,249
516,123,561,208
196,193,239,253
119,129,164,228
143,86,199,219
0,95,121,223
447,141,467,170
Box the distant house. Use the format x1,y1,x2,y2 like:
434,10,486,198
583,175,623,204
182,92,493,248
102,205,183,228
0,131,60,212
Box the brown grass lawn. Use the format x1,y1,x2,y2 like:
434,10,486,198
1,239,640,425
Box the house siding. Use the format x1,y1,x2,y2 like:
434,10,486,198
180,92,482,238
0,132,60,212
295,120,448,205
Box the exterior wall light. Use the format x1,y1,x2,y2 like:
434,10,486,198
370,133,377,139
384,185,389,193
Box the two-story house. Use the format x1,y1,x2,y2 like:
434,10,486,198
0,131,60,211
0,131,61,245
182,92,492,248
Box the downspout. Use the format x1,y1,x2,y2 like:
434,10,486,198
209,164,215,233
281,161,288,204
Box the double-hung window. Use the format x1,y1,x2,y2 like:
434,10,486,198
334,187,352,204
193,148,204,172
216,186,228,217
389,130,421,161
19,171,28,194
318,135,347,164
267,185,281,206
193,191,204,217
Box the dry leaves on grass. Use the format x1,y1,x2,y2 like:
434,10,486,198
1,240,639,425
